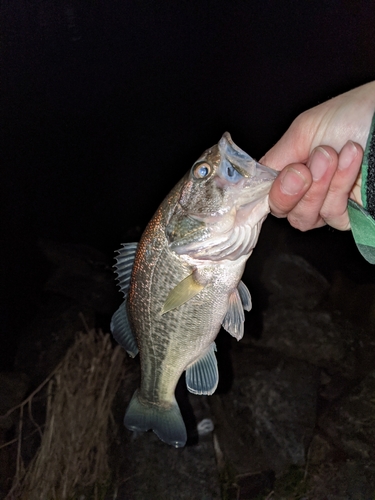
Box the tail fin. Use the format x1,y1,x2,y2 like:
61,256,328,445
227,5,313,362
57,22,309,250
124,390,187,448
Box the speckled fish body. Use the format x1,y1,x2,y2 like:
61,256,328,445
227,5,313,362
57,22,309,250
111,133,277,447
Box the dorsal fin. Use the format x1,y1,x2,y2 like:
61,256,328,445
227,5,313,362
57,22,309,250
114,242,138,299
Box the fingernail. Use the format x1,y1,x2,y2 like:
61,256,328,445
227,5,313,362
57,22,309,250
338,141,358,170
280,167,306,195
308,147,332,181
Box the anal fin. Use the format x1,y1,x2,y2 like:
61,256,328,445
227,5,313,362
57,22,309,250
186,343,218,395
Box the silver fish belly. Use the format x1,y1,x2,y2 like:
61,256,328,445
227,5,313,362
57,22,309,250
111,132,277,447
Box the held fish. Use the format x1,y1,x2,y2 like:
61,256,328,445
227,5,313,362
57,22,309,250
111,133,277,447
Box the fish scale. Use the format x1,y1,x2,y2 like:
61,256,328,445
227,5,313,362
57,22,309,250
111,132,278,447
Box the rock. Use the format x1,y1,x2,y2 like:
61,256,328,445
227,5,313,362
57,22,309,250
261,253,329,310
318,371,358,401
220,468,275,500
253,253,372,379
328,270,375,330
118,433,220,500
15,296,95,387
307,433,338,465
306,460,375,500
248,361,318,471
0,372,29,500
209,344,319,474
318,371,375,460
116,432,221,500
113,372,221,500
258,309,358,377
15,240,121,388
39,239,119,315
8,239,375,499
0,372,29,429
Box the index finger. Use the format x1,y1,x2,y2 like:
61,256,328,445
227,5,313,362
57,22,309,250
268,163,312,218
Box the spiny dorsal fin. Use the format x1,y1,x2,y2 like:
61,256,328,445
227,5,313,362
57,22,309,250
114,242,138,299
161,273,205,315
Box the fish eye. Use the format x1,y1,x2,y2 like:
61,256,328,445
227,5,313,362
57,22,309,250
192,162,211,179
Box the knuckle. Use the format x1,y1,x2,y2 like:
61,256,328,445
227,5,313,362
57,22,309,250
327,183,341,197
320,199,346,222
319,207,332,221
287,214,310,232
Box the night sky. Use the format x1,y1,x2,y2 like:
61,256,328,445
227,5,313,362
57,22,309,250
3,1,375,366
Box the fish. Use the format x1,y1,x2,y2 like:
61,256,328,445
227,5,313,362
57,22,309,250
110,132,278,448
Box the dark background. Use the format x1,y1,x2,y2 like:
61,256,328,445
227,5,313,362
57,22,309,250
3,0,375,368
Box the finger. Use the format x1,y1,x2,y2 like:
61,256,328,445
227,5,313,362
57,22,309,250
269,164,312,218
319,141,363,230
286,146,339,231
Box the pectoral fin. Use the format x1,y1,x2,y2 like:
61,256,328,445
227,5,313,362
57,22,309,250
161,273,205,315
186,343,218,395
222,288,245,341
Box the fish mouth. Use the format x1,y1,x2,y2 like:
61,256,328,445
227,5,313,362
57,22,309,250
235,167,278,204
187,168,278,224
194,174,276,226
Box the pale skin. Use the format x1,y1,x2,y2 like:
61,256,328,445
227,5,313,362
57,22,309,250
261,81,375,231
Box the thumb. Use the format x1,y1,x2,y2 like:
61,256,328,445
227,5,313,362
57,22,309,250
260,119,312,171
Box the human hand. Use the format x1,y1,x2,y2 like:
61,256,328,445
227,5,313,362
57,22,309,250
261,81,375,231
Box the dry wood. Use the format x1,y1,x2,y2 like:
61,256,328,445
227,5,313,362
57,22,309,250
4,328,127,500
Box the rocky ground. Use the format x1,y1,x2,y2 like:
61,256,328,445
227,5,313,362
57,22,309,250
1,217,375,499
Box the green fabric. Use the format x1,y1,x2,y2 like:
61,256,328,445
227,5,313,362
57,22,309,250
348,200,375,246
356,243,375,265
348,112,375,264
361,110,375,209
